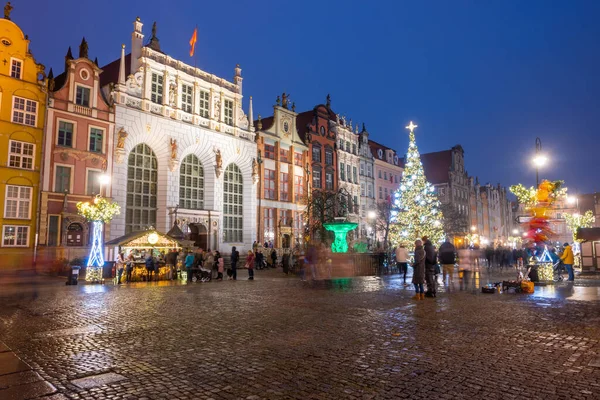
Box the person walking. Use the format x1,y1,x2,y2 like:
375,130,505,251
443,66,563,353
125,252,134,283
412,240,426,300
205,249,215,279
230,246,239,280
438,240,456,286
560,242,575,281
215,251,224,281
116,252,125,284
423,237,437,297
395,245,409,284
184,251,195,283
246,250,255,280
270,249,278,269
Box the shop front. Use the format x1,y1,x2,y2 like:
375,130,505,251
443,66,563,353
106,229,185,281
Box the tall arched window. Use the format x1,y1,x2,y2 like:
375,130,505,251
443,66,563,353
223,163,243,243
126,143,157,233
179,154,204,210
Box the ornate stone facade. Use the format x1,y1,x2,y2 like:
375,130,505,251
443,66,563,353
102,18,256,253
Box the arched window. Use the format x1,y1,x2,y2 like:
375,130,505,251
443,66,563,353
179,154,204,210
223,164,243,243
126,143,157,233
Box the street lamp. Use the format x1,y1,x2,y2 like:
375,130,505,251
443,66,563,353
367,210,377,249
471,225,476,232
99,174,110,197
532,137,547,187
512,228,519,235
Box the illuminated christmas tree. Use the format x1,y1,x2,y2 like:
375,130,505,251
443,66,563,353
77,196,120,282
389,122,444,247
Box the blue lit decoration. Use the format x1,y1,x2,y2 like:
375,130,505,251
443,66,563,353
76,196,121,283
535,246,554,281
536,247,553,263
86,221,105,282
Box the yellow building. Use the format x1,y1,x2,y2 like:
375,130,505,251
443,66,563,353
0,8,47,269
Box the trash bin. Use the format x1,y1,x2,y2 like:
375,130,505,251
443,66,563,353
66,266,81,285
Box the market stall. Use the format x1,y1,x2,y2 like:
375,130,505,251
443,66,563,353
577,227,600,272
106,229,184,282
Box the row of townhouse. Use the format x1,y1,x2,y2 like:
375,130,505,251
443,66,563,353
0,12,406,267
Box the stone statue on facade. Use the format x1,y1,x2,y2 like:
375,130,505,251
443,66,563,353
4,2,12,20
282,92,289,109
114,128,128,164
117,128,128,149
215,149,223,178
170,138,178,160
169,138,178,172
252,158,259,184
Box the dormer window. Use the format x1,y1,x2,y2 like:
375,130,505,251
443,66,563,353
75,86,90,107
10,59,22,79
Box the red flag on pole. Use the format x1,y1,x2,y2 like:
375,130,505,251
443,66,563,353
189,27,198,57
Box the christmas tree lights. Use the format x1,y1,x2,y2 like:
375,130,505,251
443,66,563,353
77,196,120,282
389,122,444,247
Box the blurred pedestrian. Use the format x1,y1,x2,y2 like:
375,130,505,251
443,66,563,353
230,246,239,280
395,244,409,284
438,240,456,286
216,251,224,281
116,252,125,284
270,249,278,269
246,250,255,280
560,242,575,281
125,252,134,283
422,237,437,297
145,250,154,282
412,240,425,300
185,251,194,282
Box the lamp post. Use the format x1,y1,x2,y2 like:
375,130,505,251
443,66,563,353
532,137,547,187
99,174,110,197
368,210,377,249
257,150,263,243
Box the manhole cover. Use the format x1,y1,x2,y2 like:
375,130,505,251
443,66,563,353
71,372,127,389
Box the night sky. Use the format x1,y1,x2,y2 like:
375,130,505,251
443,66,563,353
18,0,600,194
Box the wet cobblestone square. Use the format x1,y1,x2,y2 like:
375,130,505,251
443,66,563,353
1,269,600,399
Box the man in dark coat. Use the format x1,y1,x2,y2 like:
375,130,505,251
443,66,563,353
230,246,239,280
422,236,437,297
438,240,456,286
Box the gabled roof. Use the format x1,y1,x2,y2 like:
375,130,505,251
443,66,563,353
399,149,453,185
100,53,132,88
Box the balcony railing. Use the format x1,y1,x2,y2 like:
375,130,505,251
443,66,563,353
74,104,92,116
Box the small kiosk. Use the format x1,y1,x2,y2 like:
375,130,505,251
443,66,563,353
106,229,183,281
577,227,600,272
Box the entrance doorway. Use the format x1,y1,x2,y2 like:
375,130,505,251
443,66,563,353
189,223,208,250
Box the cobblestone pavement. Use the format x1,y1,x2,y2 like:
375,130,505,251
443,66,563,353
1,268,600,399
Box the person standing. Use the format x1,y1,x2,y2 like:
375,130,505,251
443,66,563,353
116,252,125,284
125,252,134,283
230,246,239,280
560,242,575,281
270,249,278,269
438,240,456,286
184,251,195,283
412,240,426,300
246,250,255,280
395,245,409,284
422,237,437,297
216,251,224,281
145,250,154,282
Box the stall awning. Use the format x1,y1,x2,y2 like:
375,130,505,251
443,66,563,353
577,227,600,242
106,230,182,249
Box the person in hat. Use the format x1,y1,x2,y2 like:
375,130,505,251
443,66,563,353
560,242,575,281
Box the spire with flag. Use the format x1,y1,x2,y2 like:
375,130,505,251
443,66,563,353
189,27,198,57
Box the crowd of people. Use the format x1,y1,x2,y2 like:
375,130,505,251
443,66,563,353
397,237,577,300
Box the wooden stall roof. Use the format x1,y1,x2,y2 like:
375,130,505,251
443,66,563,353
106,230,182,249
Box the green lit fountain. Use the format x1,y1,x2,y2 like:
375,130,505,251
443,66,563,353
323,218,358,253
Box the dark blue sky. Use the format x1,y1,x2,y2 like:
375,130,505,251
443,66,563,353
20,0,600,194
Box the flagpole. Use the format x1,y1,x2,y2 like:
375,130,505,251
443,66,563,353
193,24,198,70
